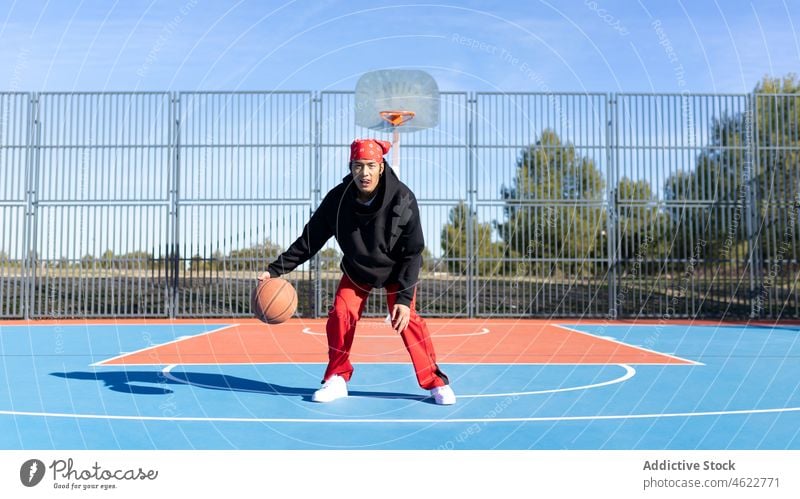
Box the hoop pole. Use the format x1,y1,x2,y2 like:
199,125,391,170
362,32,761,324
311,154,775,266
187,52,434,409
391,127,400,177
386,125,401,325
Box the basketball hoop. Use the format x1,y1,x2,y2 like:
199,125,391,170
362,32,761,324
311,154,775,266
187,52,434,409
379,110,416,127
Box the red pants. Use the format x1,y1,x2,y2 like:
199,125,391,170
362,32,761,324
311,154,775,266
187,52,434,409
323,274,449,390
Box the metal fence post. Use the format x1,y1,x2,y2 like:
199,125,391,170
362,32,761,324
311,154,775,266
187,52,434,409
22,92,39,320
20,93,30,320
169,92,181,319
312,92,322,318
466,92,476,318
747,92,763,318
30,92,40,319
606,93,618,319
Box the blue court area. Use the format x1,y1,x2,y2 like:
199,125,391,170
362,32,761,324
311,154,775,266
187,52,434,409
1,322,799,449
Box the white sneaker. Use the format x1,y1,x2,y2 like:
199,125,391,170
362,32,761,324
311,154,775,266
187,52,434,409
430,385,456,405
312,375,348,403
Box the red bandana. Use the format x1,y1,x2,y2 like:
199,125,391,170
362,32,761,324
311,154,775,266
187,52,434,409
350,139,391,162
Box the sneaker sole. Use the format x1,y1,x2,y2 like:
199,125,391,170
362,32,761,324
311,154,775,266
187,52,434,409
311,394,347,403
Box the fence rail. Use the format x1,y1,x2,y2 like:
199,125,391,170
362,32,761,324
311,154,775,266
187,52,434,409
1,91,797,319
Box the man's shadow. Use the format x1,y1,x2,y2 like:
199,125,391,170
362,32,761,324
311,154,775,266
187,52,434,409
51,370,432,403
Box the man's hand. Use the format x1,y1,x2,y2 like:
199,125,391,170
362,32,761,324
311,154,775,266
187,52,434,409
391,304,411,334
257,271,272,281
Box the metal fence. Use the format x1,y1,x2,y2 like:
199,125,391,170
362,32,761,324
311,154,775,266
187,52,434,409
1,91,797,319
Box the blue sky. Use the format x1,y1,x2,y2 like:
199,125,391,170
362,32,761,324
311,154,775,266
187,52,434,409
1,0,798,93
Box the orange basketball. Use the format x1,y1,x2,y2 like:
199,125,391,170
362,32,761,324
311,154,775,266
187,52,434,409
251,278,297,324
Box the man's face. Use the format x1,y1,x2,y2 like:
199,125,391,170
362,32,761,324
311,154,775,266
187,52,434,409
350,160,384,196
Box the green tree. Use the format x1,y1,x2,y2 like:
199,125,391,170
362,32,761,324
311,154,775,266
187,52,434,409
209,250,224,271
224,239,283,272
421,247,437,273
497,129,606,275
80,254,95,269
121,251,161,270
441,202,511,276
663,73,800,262
756,73,800,202
754,74,800,260
0,251,22,269
189,253,212,272
100,249,115,270
616,177,671,265
319,247,341,271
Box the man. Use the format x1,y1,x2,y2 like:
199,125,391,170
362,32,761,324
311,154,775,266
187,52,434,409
259,138,455,405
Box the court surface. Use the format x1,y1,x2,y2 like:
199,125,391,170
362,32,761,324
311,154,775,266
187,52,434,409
1,318,798,449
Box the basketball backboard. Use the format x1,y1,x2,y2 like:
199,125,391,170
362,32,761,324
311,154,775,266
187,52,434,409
355,69,440,133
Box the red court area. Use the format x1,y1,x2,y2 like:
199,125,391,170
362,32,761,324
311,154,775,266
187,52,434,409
98,319,695,366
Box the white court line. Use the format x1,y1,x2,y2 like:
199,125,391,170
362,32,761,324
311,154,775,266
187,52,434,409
553,324,704,366
90,324,240,367
461,364,635,398
159,364,637,399
300,327,490,338
0,406,797,423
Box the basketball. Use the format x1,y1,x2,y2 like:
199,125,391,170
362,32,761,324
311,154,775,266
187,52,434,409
251,278,297,324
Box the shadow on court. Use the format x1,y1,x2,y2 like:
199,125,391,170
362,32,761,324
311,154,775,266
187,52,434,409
50,370,431,403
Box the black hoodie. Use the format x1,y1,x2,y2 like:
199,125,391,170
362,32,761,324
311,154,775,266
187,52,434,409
267,164,424,307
